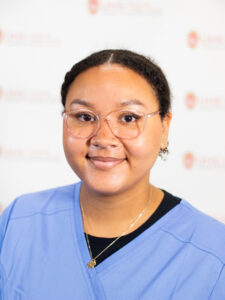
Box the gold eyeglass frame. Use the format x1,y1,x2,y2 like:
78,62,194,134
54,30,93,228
63,108,159,140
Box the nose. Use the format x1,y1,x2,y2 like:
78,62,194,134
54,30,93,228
90,118,120,148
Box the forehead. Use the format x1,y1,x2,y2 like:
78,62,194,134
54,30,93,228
65,64,158,110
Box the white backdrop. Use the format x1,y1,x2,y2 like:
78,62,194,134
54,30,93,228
0,0,224,223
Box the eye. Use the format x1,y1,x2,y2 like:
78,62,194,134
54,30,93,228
71,111,97,122
120,112,141,123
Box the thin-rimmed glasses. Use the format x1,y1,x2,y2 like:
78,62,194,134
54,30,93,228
63,108,159,140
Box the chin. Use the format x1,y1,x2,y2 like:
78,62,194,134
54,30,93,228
82,174,128,196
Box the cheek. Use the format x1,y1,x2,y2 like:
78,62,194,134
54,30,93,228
63,123,87,170
125,128,162,166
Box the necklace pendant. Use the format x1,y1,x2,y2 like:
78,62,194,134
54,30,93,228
87,259,96,268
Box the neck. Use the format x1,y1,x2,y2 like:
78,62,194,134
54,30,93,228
80,179,163,238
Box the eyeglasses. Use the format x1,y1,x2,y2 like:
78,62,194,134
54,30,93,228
63,108,159,140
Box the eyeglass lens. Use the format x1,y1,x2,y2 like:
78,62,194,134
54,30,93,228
66,110,145,139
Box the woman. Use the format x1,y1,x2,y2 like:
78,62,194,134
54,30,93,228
0,49,225,299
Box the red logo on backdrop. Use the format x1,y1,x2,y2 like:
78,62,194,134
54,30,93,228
88,0,98,14
0,29,3,44
0,87,3,100
183,152,195,169
185,93,196,109
187,31,198,48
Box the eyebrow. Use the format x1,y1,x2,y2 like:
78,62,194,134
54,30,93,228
69,98,147,109
120,99,146,108
69,99,94,108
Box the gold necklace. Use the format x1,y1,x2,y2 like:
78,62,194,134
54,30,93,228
80,187,152,269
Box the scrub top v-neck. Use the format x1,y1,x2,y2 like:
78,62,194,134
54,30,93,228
0,181,225,299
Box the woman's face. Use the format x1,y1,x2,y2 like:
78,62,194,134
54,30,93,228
63,64,171,195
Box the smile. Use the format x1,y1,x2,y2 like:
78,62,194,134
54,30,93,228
86,155,126,170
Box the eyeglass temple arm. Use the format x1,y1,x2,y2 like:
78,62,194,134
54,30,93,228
146,110,160,118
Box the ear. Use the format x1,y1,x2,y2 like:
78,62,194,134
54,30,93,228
160,112,172,149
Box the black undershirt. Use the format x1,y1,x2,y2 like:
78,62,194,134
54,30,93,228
85,190,181,266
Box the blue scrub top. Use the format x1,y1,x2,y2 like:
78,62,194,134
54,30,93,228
0,182,225,299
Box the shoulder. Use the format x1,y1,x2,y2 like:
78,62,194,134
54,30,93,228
161,197,225,264
7,182,81,219
0,182,81,251
0,182,81,230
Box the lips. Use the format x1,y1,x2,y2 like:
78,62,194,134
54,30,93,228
86,155,126,170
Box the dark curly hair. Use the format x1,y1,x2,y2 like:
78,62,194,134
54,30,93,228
61,49,171,119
